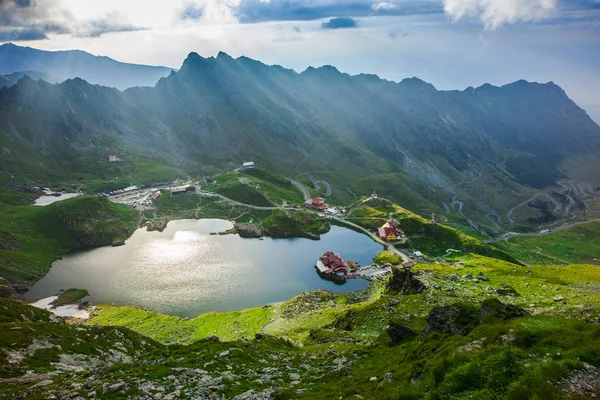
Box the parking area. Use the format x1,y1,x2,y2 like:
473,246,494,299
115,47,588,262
105,187,166,211
347,263,393,281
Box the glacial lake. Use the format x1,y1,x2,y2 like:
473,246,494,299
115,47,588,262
25,219,382,317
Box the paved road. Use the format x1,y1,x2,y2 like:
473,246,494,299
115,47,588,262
484,213,504,233
505,193,564,226
312,180,332,196
484,218,600,243
557,182,576,214
346,187,358,199
292,181,312,201
451,199,487,236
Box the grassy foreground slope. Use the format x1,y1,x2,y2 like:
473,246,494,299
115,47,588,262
87,255,600,345
2,254,599,399
0,194,137,288
492,221,600,265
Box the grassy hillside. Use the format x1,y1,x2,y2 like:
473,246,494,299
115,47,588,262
493,221,600,265
261,209,331,239
0,194,137,286
211,168,304,206
345,197,518,263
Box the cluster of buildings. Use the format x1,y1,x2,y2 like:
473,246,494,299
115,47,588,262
108,155,120,162
315,251,348,281
107,186,138,196
304,197,327,210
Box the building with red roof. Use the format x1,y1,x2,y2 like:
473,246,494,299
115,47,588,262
378,221,405,242
305,197,327,210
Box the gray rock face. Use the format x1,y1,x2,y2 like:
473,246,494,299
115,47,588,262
560,363,600,398
422,305,478,337
103,382,127,392
386,321,417,343
478,299,530,322
233,389,275,399
388,267,426,294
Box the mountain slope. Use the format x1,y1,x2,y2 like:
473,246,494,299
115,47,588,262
0,43,173,89
0,70,60,88
1,52,599,232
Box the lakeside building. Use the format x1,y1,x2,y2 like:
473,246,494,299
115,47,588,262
305,197,327,210
315,251,348,281
378,220,406,242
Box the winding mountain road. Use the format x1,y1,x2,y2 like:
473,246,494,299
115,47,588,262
292,181,312,201
484,218,600,243
451,199,487,236
505,193,564,226
312,180,332,197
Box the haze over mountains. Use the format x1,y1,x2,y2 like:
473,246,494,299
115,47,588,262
0,43,173,89
1,44,599,232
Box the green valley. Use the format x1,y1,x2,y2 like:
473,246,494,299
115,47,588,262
0,43,599,400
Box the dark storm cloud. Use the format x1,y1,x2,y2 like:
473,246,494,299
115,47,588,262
234,0,443,23
321,17,358,29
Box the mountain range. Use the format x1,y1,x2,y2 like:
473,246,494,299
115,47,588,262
0,43,173,89
1,45,599,234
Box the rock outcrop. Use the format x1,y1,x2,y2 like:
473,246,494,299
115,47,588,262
422,305,479,337
478,299,530,322
387,267,426,294
386,321,417,343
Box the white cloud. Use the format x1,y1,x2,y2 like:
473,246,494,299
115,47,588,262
372,2,397,12
443,0,557,29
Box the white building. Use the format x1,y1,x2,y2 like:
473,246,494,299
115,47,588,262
242,162,255,170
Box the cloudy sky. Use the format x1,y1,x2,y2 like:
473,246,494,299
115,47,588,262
1,0,600,122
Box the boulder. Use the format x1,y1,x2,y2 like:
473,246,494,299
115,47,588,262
422,305,479,337
495,284,520,297
386,321,417,343
478,299,530,322
103,382,127,392
387,267,426,294
476,272,489,282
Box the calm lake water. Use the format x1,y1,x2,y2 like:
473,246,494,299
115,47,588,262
25,219,382,317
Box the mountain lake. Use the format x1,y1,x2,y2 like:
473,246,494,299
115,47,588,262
25,219,383,317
